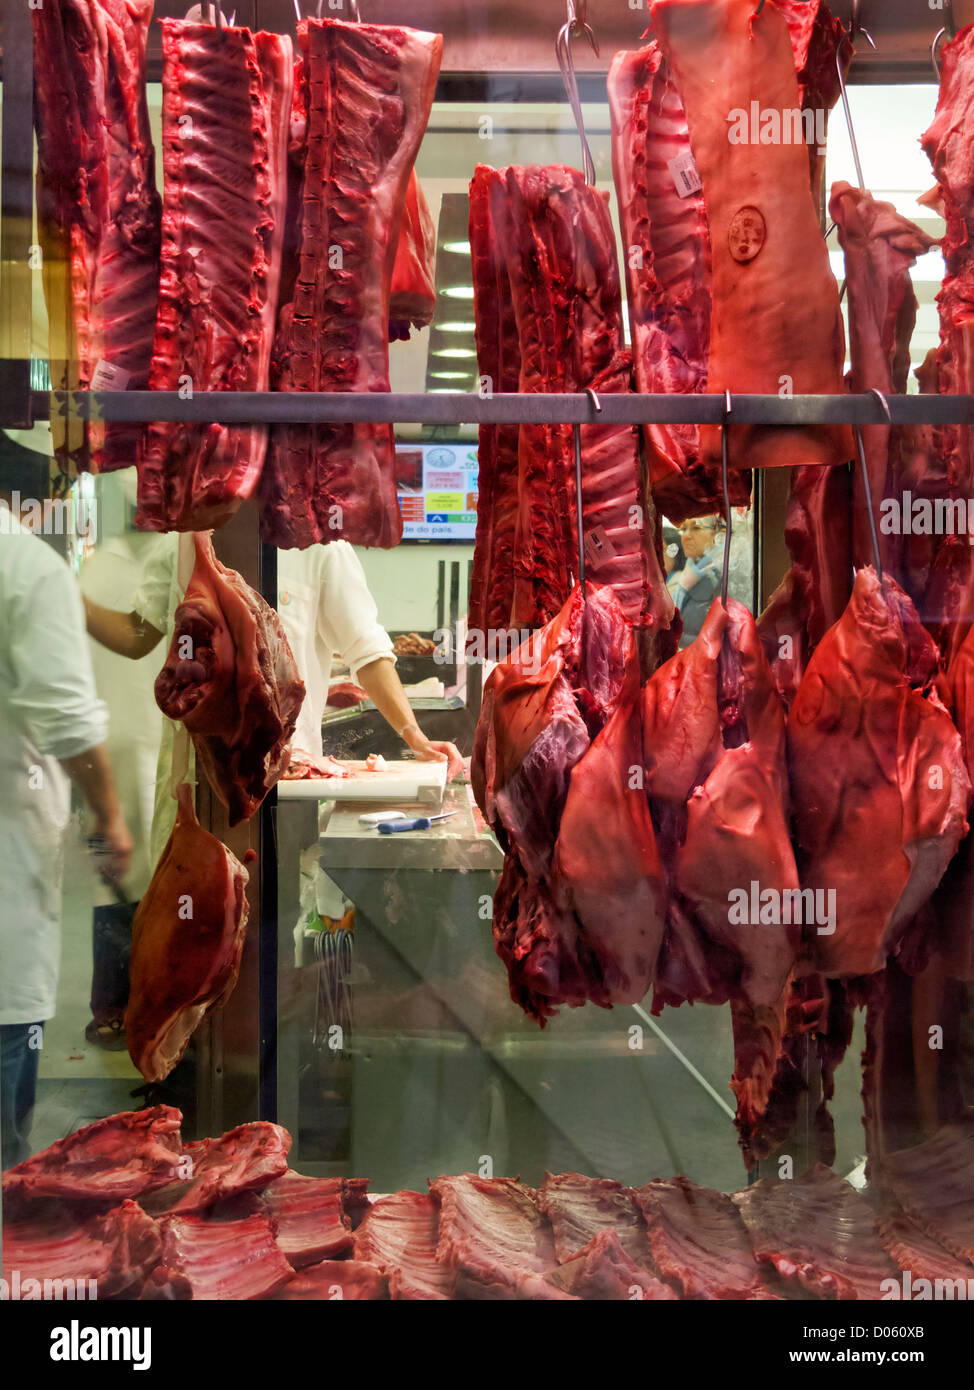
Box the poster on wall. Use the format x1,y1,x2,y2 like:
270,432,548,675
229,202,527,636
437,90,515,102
396,443,478,540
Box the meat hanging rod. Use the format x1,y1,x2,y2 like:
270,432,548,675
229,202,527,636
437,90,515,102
572,387,602,598
556,0,598,188
720,391,734,605
854,388,891,582
31,390,974,430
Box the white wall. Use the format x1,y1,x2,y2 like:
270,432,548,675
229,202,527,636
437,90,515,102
355,543,473,635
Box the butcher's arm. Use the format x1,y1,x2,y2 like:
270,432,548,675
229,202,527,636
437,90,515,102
357,657,464,781
83,597,165,659
61,744,133,882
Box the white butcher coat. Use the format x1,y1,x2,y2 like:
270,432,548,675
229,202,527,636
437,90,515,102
133,539,395,863
0,509,108,1024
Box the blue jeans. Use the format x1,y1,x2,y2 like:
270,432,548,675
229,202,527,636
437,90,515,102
1,1022,43,1169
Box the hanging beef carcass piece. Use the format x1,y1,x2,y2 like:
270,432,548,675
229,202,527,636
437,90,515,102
136,22,292,532
389,171,436,340
788,567,971,979
260,18,442,549
642,598,800,1159
32,0,161,475
2,1106,182,1204
648,0,851,475
471,163,676,644
125,784,253,1083
607,1,844,521
1,1200,162,1300
830,182,937,579
473,584,666,1023
937,622,974,981
154,533,305,824
467,165,521,635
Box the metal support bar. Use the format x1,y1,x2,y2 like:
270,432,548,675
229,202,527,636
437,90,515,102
0,0,36,427
29,389,974,428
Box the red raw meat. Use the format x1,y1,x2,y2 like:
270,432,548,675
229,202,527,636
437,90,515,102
260,18,442,550
154,533,305,824
734,1165,899,1299
467,164,521,633
938,625,974,980
472,585,636,1022
431,1174,573,1301
269,1260,388,1300
32,0,161,474
830,182,937,576
477,163,675,640
141,1201,294,1301
326,681,367,709
1,1200,162,1301
136,22,292,532
538,1172,666,1282
649,0,852,474
353,1190,454,1300
788,568,971,978
283,752,349,780
389,170,436,340
545,1229,678,1301
879,1203,974,1287
777,0,848,199
261,1171,353,1268
2,1107,181,1204
139,1122,290,1216
125,784,252,1083
635,1176,768,1300
881,1123,974,1265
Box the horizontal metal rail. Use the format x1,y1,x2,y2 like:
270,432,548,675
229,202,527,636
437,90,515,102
30,389,974,428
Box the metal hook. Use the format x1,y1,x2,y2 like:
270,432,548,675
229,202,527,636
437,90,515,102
556,0,599,188
585,387,602,414
349,0,361,19
836,24,876,192
572,388,601,600
852,388,889,583
720,390,734,606
932,28,949,80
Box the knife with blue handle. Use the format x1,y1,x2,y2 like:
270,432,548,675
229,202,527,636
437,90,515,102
376,812,457,834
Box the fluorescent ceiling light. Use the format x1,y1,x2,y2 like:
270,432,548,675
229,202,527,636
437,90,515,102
430,371,471,380
432,347,477,359
429,388,463,394
440,285,475,300
437,321,477,333
442,240,472,255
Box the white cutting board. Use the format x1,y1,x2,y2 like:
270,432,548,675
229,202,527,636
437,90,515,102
277,758,448,805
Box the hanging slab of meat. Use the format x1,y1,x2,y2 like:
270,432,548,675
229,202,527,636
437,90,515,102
389,170,436,341
32,0,161,475
550,657,668,1009
353,1190,454,1300
269,1259,388,1300
154,533,305,824
921,26,974,504
879,1203,974,1289
125,784,252,1083
734,1166,899,1300
472,584,636,1022
141,1202,294,1300
635,1176,769,1300
136,22,292,532
545,1229,679,1301
1,1199,162,1301
467,165,521,633
2,1107,181,1204
788,567,971,978
261,1172,354,1267
431,1174,574,1300
881,1123,974,1264
938,625,974,980
777,0,847,202
649,0,852,474
538,1172,650,1265
830,182,937,576
260,18,442,550
483,163,676,639
139,1122,290,1216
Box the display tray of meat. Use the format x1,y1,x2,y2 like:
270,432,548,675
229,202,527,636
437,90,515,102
9,1110,973,1300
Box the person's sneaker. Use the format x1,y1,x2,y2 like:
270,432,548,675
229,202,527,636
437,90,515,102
84,1019,127,1051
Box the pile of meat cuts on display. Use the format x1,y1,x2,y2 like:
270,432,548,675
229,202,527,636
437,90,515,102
473,4,974,1171
6,1108,974,1300
31,6,441,546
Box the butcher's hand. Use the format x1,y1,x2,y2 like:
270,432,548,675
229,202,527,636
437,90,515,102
401,725,465,782
91,813,134,887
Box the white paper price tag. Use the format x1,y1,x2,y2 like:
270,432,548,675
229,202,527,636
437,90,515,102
667,151,702,199
90,360,131,391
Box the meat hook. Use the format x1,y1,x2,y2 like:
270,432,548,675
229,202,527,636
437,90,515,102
556,0,599,188
836,24,876,193
852,388,890,584
932,20,955,81
573,420,586,599
585,387,602,413
720,390,734,606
